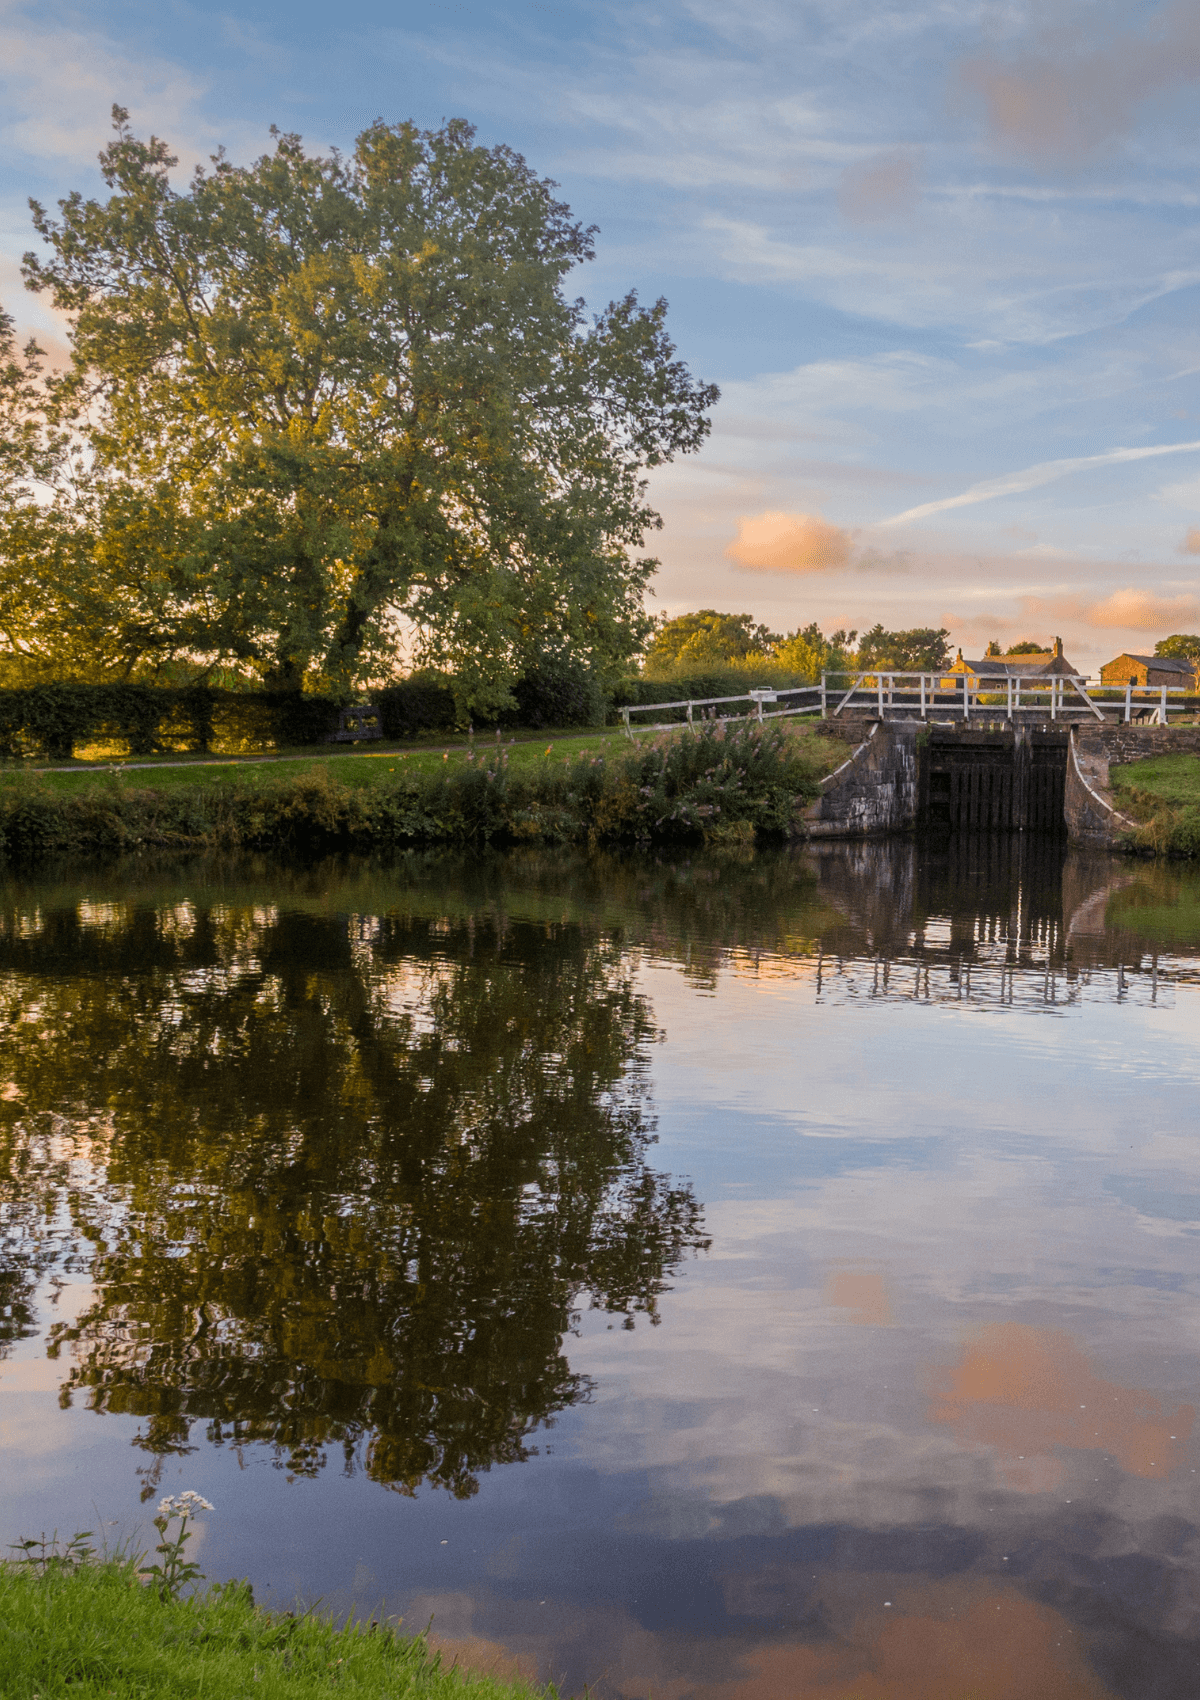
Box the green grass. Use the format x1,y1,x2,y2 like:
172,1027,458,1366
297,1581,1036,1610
0,1559,542,1700
1109,753,1200,856
0,718,842,861
18,718,841,802
28,729,636,798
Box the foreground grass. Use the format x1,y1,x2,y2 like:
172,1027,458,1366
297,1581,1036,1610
0,1559,541,1700
27,727,671,798
28,717,838,799
0,720,842,861
1110,753,1200,856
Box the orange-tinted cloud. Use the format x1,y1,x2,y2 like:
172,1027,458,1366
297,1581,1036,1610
929,1323,1194,1489
1180,527,1200,555
696,1578,1115,1700
1023,588,1200,632
838,150,920,223
957,3,1200,164
824,1268,893,1325
726,511,852,573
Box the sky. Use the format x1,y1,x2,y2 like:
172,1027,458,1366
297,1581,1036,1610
5,0,1200,669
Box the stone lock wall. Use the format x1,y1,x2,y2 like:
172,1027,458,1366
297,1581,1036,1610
1075,724,1200,767
799,721,921,839
795,716,1198,845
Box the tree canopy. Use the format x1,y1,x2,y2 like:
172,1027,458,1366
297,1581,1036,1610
14,110,717,708
643,608,782,673
1155,634,1200,661
854,624,950,672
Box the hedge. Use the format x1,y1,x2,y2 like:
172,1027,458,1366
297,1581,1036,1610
0,680,467,761
0,667,814,762
0,669,617,761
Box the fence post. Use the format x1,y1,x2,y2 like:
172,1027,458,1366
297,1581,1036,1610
877,674,884,717
962,673,968,720
1050,676,1057,721
1124,681,1132,724
622,706,632,740
820,674,827,718
687,700,693,728
1006,676,1013,720
1160,684,1168,726
920,674,926,719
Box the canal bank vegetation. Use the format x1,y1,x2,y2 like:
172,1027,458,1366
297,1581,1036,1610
1110,754,1200,855
0,1556,541,1700
0,721,837,860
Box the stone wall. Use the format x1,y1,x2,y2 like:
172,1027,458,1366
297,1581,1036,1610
798,721,921,839
1064,731,1140,851
1076,724,1200,767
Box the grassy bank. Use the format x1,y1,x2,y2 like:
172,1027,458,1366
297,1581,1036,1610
1110,754,1200,855
0,721,840,861
0,1558,539,1700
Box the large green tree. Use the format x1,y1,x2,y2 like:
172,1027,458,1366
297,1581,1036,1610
20,110,717,706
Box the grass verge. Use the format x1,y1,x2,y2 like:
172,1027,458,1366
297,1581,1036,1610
0,720,843,862
0,1558,542,1700
1109,753,1200,856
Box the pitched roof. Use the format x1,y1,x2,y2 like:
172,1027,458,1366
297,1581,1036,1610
1108,653,1196,673
961,656,1064,676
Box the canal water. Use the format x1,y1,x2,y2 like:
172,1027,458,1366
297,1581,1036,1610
2,839,1199,1698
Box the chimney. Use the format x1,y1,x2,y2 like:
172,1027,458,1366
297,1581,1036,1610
1054,636,1063,659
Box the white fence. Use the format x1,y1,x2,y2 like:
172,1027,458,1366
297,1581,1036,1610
823,670,1193,723
617,670,1195,734
619,685,821,736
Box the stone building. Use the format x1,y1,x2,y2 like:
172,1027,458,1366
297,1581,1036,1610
1098,652,1199,689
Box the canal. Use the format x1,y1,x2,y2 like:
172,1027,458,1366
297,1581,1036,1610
1,838,1199,1698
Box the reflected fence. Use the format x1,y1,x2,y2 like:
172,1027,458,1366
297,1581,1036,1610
808,948,1174,1013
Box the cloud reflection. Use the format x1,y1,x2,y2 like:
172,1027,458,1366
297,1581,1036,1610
929,1323,1195,1488
414,1576,1117,1700
698,1578,1116,1700
824,1268,893,1326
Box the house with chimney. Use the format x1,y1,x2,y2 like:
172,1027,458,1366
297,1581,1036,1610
943,637,1080,689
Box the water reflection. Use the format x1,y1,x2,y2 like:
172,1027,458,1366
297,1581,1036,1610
808,837,1183,1009
0,895,707,1494
2,841,1200,1699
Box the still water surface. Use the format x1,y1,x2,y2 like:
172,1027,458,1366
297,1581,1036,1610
2,839,1200,1698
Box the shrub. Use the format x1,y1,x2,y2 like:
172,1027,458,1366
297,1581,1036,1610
376,675,458,738
508,657,607,729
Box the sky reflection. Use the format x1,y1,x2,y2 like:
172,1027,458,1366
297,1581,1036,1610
1,842,1199,1697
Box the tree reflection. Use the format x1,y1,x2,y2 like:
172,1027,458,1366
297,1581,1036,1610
0,900,707,1495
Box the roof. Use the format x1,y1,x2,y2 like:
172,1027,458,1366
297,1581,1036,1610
961,657,1055,676
1105,652,1196,673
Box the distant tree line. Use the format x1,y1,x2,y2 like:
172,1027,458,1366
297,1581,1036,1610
642,610,953,680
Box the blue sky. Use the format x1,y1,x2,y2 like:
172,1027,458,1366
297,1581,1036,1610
5,0,1200,665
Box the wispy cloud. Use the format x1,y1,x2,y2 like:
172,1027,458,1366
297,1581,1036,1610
880,442,1200,528
958,1,1200,166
